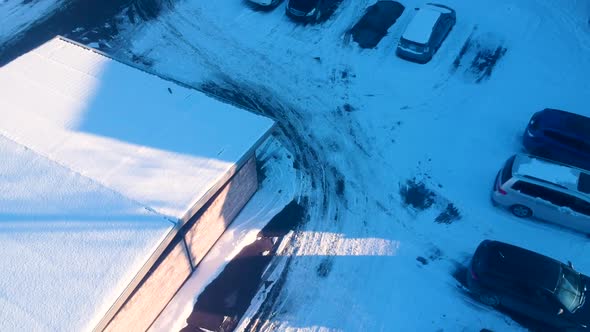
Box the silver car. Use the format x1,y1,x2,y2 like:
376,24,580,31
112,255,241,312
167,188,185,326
396,3,456,63
492,154,590,234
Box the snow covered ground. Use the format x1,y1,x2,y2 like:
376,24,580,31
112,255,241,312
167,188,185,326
109,0,590,330
3,0,590,330
0,134,174,331
151,137,299,331
0,0,65,44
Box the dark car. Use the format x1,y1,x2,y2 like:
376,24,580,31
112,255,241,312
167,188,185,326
286,0,336,22
523,108,590,171
467,240,590,330
396,3,456,63
349,1,405,49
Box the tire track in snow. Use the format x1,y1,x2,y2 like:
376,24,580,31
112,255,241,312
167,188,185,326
111,1,406,329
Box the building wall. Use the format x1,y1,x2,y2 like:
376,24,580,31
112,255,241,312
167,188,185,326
102,155,258,332
184,156,258,267
103,239,192,332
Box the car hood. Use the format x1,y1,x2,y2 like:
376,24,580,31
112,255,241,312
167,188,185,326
571,301,590,328
288,0,318,12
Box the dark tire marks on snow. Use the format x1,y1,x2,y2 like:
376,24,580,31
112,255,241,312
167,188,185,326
197,68,376,329
200,78,352,217
451,26,508,83
435,203,461,224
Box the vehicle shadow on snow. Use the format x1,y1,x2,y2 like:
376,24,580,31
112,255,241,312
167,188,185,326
451,263,563,332
451,26,508,83
180,200,307,332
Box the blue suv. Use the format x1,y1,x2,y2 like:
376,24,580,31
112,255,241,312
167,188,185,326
523,108,590,171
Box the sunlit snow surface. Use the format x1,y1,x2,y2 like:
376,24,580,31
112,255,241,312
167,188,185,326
0,134,173,331
113,0,590,330
2,0,590,330
0,0,66,44
0,35,273,331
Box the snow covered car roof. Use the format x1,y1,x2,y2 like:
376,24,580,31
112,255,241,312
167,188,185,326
513,154,590,194
0,36,274,331
401,4,446,44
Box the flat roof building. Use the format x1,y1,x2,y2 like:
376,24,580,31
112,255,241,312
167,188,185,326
0,37,275,331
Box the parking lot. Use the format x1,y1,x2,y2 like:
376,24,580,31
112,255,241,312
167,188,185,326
103,0,590,330
3,0,590,330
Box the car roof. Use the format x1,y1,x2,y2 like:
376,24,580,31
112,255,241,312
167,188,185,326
512,154,590,195
474,240,561,292
401,6,442,44
534,108,590,140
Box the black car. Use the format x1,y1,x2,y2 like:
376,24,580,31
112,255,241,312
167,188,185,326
467,240,590,330
286,0,336,22
523,108,590,171
349,1,405,49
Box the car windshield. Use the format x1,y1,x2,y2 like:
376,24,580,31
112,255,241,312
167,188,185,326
400,38,425,51
555,267,585,313
289,0,318,8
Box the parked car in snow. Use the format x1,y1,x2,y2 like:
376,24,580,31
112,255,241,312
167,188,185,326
396,3,455,63
349,1,405,49
286,0,336,22
467,240,590,331
248,0,281,7
524,108,590,171
492,154,590,234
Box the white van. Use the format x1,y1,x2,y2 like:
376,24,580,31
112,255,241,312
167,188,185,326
492,154,590,234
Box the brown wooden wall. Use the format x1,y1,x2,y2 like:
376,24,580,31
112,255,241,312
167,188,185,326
102,155,258,332
184,156,258,267
104,240,192,332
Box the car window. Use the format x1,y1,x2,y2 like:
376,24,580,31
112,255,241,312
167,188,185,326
511,181,544,197
544,130,590,154
501,156,516,184
431,17,443,43
555,268,584,313
578,173,590,194
572,197,590,216
511,181,574,208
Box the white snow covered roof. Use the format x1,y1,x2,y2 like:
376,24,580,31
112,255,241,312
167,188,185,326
0,37,274,221
0,37,274,331
515,154,583,190
0,134,174,331
401,6,441,44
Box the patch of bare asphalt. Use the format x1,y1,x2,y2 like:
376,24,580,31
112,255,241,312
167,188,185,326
399,179,436,210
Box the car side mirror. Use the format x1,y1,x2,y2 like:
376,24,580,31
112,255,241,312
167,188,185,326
568,260,574,269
